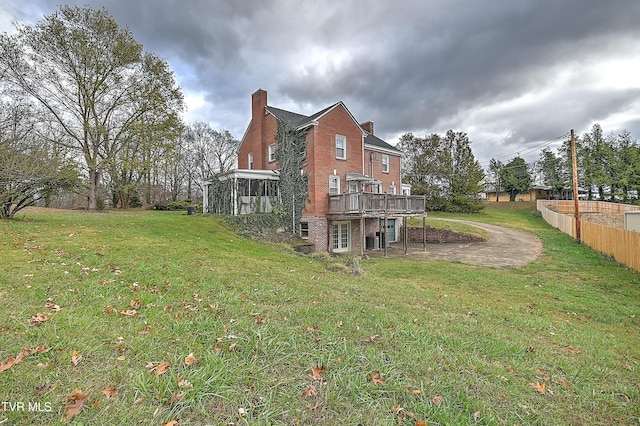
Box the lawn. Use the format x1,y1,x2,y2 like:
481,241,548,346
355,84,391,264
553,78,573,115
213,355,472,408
0,203,638,425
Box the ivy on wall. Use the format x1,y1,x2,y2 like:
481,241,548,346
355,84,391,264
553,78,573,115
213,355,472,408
275,121,309,233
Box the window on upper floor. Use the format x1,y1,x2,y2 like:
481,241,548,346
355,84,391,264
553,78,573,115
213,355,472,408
268,144,276,162
335,135,346,160
329,175,340,195
248,152,254,169
381,154,389,173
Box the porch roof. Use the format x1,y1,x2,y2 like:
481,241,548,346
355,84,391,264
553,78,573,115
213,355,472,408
216,169,280,182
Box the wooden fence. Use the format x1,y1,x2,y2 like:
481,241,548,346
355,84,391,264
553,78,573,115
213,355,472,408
537,200,640,272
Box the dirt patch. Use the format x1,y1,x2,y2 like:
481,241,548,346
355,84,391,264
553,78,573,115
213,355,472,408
368,220,542,268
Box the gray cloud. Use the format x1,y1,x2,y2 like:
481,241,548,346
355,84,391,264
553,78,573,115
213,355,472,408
3,0,640,164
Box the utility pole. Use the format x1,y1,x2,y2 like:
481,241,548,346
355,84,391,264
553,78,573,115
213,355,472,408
571,129,581,241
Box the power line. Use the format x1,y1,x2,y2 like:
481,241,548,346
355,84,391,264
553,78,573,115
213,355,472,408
478,132,569,166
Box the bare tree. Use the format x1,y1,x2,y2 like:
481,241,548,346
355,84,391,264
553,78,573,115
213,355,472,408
0,5,184,210
0,96,80,218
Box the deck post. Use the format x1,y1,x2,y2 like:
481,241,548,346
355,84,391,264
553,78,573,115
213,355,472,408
383,215,388,258
403,216,408,255
360,216,365,256
422,212,427,252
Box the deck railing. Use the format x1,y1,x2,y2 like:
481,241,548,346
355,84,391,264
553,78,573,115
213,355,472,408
328,192,426,215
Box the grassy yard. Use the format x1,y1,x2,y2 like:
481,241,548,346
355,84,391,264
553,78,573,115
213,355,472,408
0,203,638,425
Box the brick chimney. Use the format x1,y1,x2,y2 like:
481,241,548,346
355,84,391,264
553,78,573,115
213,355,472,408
252,89,267,122
360,121,374,135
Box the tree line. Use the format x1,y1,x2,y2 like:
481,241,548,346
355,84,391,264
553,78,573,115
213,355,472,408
0,5,238,218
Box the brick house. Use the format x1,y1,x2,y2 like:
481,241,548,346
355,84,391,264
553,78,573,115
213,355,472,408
204,89,425,254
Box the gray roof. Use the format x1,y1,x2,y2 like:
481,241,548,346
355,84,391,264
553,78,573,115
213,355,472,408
365,133,401,154
266,102,400,154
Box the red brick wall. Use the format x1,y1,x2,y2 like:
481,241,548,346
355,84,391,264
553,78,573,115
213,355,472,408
363,148,402,194
307,104,364,216
405,226,485,243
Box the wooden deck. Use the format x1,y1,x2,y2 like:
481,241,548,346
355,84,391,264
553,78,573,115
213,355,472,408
327,192,426,218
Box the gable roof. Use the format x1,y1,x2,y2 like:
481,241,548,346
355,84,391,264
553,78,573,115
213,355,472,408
266,101,400,154
365,133,401,154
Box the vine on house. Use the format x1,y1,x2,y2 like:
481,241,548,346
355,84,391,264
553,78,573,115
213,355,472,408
275,121,309,233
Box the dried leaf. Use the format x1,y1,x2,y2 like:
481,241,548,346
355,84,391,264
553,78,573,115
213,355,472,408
184,352,196,366
71,350,82,366
104,305,116,315
310,366,325,381
1,346,50,373
139,325,153,334
45,300,62,312
155,362,170,375
371,371,386,385
564,346,581,354
416,422,429,426
178,379,193,389
64,389,90,419
119,309,137,317
29,313,49,326
404,386,423,397
129,298,141,310
531,381,547,395
431,395,444,405
0,357,17,372
102,387,118,398
166,391,184,405
164,421,182,426
145,361,170,375
302,385,318,398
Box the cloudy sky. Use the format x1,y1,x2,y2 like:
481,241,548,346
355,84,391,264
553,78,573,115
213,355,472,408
2,0,640,165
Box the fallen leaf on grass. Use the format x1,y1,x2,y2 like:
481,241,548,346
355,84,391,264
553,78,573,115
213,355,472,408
164,420,182,426
310,366,325,381
145,362,170,375
431,395,444,405
104,305,116,315
119,309,137,317
71,350,82,366
177,379,193,389
64,389,90,420
102,387,118,398
530,381,553,395
166,391,184,405
184,353,196,366
564,346,581,354
29,313,49,326
370,371,385,385
129,298,141,310
404,387,423,397
1,346,50,372
302,385,318,398
0,357,17,372
45,300,62,312
139,325,152,334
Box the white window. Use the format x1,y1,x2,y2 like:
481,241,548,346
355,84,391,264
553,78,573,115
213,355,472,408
332,221,350,252
389,184,396,194
299,222,309,239
268,144,276,162
381,154,389,173
248,152,254,169
329,175,340,195
335,135,346,159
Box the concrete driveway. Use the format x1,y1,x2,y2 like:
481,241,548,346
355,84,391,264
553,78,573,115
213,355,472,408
368,220,542,268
